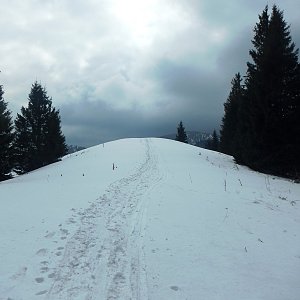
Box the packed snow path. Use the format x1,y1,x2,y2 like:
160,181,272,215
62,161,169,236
1,138,300,300
46,139,160,299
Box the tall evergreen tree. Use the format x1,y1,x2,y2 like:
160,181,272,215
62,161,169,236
237,5,300,176
220,73,244,156
0,85,14,180
14,82,67,174
176,121,188,143
44,108,68,163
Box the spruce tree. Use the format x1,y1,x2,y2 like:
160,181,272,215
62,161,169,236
238,5,300,176
211,129,219,151
220,73,243,156
176,121,188,143
206,129,219,151
236,6,270,166
43,108,68,164
0,85,14,180
14,82,67,174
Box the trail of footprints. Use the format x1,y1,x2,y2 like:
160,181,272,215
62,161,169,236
30,197,111,298
31,209,83,297
7,140,155,299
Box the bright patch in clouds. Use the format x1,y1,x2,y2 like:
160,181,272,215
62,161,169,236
111,0,159,47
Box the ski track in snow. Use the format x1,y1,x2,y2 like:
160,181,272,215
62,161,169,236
43,139,161,300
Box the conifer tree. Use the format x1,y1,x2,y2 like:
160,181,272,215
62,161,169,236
0,85,14,180
206,129,219,151
211,129,219,151
176,121,188,143
237,5,300,176
220,73,243,156
14,82,67,174
43,108,68,164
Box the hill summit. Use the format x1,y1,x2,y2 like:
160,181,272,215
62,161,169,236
0,138,299,299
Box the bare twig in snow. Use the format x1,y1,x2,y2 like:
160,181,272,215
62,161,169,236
222,208,228,222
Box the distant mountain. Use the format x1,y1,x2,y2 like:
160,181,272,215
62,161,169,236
161,131,212,147
67,145,86,154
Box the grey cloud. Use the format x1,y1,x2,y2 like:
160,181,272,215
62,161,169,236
1,0,299,147
216,27,252,79
146,58,228,126
60,99,179,146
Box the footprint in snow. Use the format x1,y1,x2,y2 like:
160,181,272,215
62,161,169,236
35,277,44,283
67,217,76,224
40,267,49,273
35,290,47,295
60,228,69,235
48,272,56,279
44,231,56,239
36,248,48,256
113,272,126,284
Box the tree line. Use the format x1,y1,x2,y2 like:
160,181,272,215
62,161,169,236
219,5,300,178
175,5,299,178
0,81,67,181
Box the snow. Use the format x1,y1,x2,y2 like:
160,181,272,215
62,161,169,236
0,138,299,300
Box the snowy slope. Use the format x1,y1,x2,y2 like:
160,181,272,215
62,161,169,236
0,138,299,300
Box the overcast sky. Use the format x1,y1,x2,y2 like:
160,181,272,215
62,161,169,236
1,0,299,146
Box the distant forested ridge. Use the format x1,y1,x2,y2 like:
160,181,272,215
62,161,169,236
161,131,212,147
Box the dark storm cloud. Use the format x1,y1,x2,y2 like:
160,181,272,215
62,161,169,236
148,58,226,119
60,99,180,147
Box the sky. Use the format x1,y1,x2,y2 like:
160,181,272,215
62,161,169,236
1,0,300,147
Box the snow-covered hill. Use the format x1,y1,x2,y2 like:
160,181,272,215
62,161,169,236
0,138,299,300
